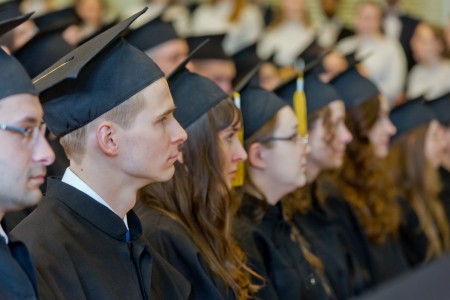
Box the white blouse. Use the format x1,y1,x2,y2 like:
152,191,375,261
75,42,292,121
337,35,407,106
190,1,264,55
257,20,315,67
407,60,450,100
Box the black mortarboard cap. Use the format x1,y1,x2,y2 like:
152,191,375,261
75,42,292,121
330,67,379,108
274,73,340,115
0,1,22,21
0,12,32,37
33,8,164,137
390,98,435,139
232,60,286,139
232,43,262,85
240,86,286,140
14,29,74,78
168,40,228,128
427,93,450,126
295,38,328,74
0,48,37,100
33,7,80,33
126,15,179,52
186,33,230,60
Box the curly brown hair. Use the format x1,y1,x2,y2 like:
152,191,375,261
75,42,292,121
139,99,259,299
335,96,401,244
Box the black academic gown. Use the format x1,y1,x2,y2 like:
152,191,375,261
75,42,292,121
398,196,428,267
235,194,331,300
11,178,153,300
134,202,235,300
0,237,38,299
324,194,376,295
326,193,409,288
292,188,351,300
368,236,409,283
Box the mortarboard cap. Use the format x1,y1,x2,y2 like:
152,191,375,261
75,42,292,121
0,48,37,100
274,59,340,115
14,28,74,78
186,33,230,60
168,40,228,128
427,93,450,126
0,11,32,37
390,97,435,139
330,67,379,108
240,86,286,140
33,8,164,137
232,43,262,86
33,7,80,33
126,14,179,52
0,1,22,21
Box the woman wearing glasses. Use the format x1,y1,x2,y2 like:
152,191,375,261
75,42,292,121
234,83,334,299
277,74,355,299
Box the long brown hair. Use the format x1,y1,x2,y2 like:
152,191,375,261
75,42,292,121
242,110,333,295
139,98,258,299
335,96,401,244
388,124,450,259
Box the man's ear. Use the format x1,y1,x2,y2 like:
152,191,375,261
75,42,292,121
96,121,119,157
248,142,267,169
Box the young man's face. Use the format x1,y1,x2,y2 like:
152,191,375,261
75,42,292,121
0,94,55,213
118,78,187,185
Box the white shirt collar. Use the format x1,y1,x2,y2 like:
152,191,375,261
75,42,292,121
0,225,8,244
62,168,128,229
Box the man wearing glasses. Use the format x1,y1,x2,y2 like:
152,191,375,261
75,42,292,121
0,17,55,299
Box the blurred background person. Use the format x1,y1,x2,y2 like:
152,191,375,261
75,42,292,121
316,0,354,49
383,0,421,71
407,22,450,100
337,1,406,107
190,0,264,55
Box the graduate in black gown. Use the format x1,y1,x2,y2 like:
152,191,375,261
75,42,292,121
276,73,355,299
427,93,450,225
136,47,259,299
11,9,190,300
330,67,410,285
0,13,55,299
389,98,450,266
234,70,334,299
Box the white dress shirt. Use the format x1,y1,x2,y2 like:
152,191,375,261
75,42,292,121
0,225,8,244
190,1,264,55
62,168,128,229
257,20,315,67
316,17,342,48
407,60,450,99
337,35,407,106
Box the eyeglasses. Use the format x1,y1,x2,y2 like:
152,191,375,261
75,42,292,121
0,122,46,145
262,133,309,145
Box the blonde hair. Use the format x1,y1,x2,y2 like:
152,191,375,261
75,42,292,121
60,92,145,164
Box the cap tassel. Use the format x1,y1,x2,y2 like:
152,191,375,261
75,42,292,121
232,91,245,188
294,75,308,136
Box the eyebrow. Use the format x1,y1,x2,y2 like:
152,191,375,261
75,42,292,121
157,106,176,118
14,116,41,125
